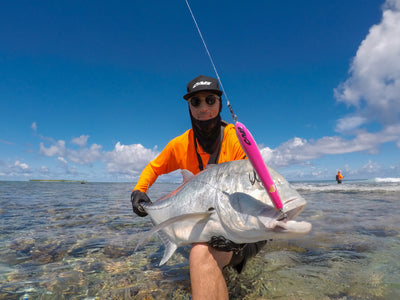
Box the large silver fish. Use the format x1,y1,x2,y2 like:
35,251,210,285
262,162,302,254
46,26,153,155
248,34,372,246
136,160,312,265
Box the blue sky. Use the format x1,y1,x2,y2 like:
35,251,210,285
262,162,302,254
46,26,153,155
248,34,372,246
1,0,400,182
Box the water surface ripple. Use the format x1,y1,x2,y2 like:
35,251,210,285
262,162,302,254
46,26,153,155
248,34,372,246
0,180,399,299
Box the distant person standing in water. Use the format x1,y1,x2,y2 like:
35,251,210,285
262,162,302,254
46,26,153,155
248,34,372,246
336,171,343,184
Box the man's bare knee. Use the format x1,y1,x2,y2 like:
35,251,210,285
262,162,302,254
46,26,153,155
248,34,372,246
191,243,232,270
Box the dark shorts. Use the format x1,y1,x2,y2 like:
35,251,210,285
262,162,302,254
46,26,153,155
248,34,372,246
226,240,268,273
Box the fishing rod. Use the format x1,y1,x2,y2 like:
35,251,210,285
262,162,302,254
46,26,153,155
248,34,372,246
184,0,286,218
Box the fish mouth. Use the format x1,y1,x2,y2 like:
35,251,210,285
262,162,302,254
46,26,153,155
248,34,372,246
258,199,306,223
258,201,311,234
283,205,306,220
282,198,306,220
258,199,308,231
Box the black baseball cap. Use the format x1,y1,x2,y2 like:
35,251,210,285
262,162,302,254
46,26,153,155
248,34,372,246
183,75,223,100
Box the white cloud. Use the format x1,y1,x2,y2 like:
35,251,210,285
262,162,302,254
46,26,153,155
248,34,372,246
384,0,400,15
31,122,37,132
357,160,382,174
39,140,66,157
71,135,89,147
36,132,160,178
298,0,400,172
39,138,102,165
0,160,33,179
33,138,160,181
40,166,49,173
67,143,103,165
341,160,384,178
335,116,367,133
260,146,273,162
334,0,400,126
264,124,400,167
14,160,30,170
57,156,68,164
104,142,159,175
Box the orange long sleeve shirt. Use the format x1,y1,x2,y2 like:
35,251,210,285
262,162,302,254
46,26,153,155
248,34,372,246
133,123,246,192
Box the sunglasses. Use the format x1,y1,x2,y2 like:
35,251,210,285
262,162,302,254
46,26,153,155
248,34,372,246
189,95,219,107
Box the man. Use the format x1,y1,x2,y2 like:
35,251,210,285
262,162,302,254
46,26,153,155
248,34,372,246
336,171,343,184
131,75,266,299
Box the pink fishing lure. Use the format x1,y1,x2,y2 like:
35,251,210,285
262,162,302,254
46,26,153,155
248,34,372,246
235,122,284,211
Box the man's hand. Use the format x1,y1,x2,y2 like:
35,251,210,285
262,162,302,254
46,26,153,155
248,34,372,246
208,236,245,254
131,190,152,217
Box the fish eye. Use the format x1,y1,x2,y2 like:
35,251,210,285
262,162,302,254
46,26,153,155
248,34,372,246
208,207,215,212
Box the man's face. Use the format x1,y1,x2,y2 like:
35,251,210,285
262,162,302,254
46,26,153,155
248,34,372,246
188,91,220,121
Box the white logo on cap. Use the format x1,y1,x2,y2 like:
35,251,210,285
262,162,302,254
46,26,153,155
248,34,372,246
193,81,212,89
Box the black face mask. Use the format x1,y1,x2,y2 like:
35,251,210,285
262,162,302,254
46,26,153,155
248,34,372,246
190,109,222,154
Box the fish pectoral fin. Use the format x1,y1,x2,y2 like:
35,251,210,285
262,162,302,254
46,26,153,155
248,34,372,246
134,211,213,260
155,211,214,233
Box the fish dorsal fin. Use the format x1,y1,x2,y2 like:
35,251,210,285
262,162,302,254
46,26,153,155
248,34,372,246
181,169,195,183
134,211,213,263
205,164,216,170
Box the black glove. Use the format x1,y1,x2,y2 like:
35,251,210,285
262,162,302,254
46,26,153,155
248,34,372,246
209,236,245,253
131,190,152,217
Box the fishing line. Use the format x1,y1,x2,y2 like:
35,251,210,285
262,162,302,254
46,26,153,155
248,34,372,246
184,0,285,215
184,0,237,122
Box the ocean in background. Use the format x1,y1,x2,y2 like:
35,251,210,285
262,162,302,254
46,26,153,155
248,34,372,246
1,178,399,299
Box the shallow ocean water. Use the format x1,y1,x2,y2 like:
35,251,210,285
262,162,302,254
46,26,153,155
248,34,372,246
0,179,399,299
